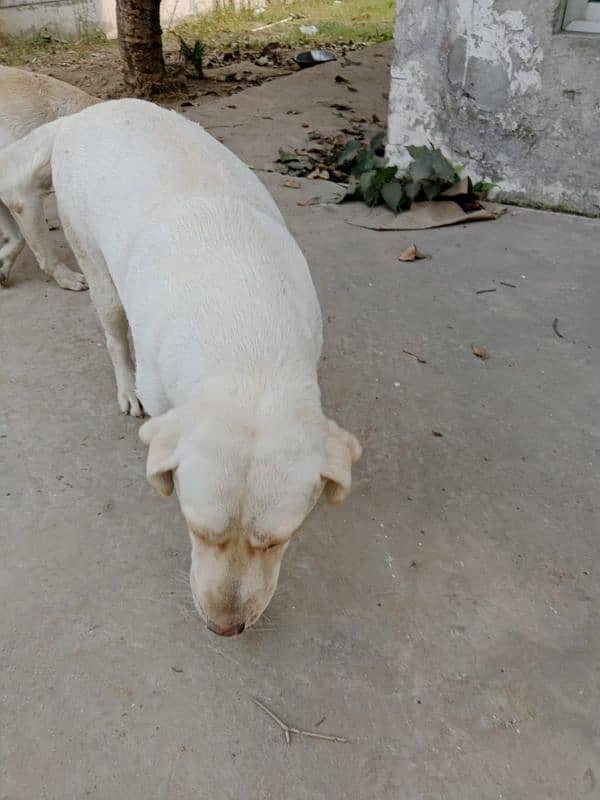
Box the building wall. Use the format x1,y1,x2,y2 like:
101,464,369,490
0,0,234,40
387,0,600,215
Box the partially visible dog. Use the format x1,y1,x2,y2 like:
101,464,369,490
0,66,97,288
0,99,361,635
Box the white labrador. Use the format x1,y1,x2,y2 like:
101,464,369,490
0,66,96,288
0,99,361,635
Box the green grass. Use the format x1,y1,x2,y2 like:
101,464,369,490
170,0,395,50
0,0,394,68
0,30,111,66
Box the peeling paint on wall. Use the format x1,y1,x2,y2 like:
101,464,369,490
455,0,543,99
387,0,600,216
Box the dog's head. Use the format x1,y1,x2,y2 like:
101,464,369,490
139,406,361,636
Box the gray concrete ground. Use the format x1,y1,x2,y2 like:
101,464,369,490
1,45,600,800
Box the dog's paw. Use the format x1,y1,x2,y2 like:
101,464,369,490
0,257,15,287
118,387,144,418
53,263,88,292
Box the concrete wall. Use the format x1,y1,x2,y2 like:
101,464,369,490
0,0,228,39
387,1,600,215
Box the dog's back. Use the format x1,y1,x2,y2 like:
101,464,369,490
49,98,322,411
0,66,97,147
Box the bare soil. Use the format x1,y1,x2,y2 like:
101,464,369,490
6,38,369,111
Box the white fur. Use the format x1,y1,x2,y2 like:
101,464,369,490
0,99,361,633
0,66,96,288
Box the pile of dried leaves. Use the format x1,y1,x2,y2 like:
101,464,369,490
276,129,495,213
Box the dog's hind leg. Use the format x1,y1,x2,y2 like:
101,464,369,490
0,200,25,286
0,120,87,291
6,192,87,291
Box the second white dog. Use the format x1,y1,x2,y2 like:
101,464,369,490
0,66,96,288
0,99,361,635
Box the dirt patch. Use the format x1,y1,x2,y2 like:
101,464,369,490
2,38,372,111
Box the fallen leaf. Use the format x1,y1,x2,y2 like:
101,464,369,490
399,243,429,262
307,167,330,180
297,196,320,206
472,345,490,360
283,179,302,189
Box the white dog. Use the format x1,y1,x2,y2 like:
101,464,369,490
0,66,96,288
0,99,361,635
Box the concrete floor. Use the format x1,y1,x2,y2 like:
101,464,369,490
2,46,600,800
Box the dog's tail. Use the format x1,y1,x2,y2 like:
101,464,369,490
0,116,64,201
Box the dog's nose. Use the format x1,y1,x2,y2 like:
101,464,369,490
207,620,246,637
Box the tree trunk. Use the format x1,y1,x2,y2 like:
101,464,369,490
116,0,165,96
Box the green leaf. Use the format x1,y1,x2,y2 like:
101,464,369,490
473,180,497,195
421,178,446,201
381,180,405,211
337,140,363,166
277,149,300,164
359,167,398,207
403,180,421,202
370,130,386,153
351,149,376,176
374,165,398,185
337,178,360,204
358,170,376,197
407,145,456,184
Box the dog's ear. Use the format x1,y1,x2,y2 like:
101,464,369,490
139,411,181,497
321,419,362,505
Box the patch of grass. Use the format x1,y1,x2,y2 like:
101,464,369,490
169,0,395,51
0,29,111,66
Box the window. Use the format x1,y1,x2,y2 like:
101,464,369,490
563,0,600,33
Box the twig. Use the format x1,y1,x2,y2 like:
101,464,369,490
402,349,427,364
500,281,517,288
251,697,348,745
251,16,293,32
207,123,244,129
552,318,564,339
475,288,497,294
345,220,398,231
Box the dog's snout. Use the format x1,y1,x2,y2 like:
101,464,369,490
207,620,246,637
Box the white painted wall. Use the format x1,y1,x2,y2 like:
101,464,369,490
0,0,235,39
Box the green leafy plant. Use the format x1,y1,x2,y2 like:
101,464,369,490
275,129,497,213
178,36,206,78
339,137,462,210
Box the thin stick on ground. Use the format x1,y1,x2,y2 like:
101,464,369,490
251,697,349,745
251,15,294,32
552,317,564,339
402,349,427,364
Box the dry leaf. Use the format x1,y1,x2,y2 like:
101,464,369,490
307,167,330,181
297,196,320,207
399,243,429,262
472,345,490,360
283,179,301,189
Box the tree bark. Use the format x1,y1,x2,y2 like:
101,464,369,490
116,0,165,96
